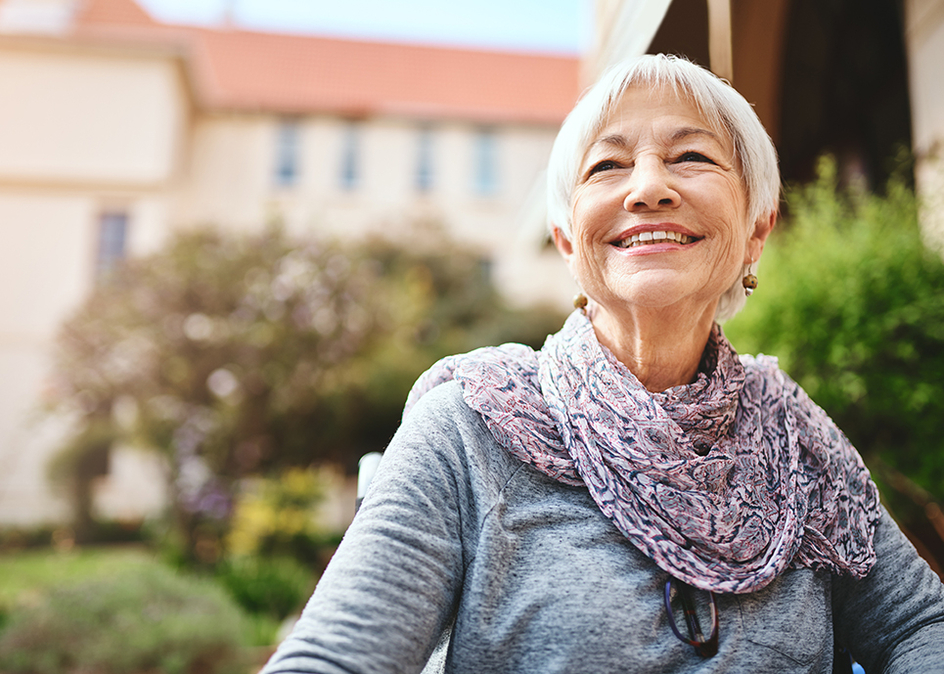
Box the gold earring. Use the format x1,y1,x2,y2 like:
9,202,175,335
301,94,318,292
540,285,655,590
742,260,758,296
573,293,588,311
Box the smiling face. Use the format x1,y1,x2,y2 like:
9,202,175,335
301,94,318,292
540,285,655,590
554,85,772,327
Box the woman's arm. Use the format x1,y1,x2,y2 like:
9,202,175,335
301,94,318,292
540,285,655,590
833,507,944,673
260,385,477,674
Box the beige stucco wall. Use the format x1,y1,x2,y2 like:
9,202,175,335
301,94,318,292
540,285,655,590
175,114,573,306
0,194,93,335
0,189,176,524
905,0,944,250
0,193,93,523
0,40,185,185
0,0,79,35
92,445,168,521
0,39,185,525
173,114,271,231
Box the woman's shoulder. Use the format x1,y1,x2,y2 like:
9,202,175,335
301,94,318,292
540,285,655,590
737,351,864,466
400,343,554,480
738,352,811,406
738,352,842,439
401,378,486,436
394,378,536,506
404,342,540,417
738,351,785,380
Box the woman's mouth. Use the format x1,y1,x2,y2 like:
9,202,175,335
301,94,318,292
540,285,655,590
613,230,697,249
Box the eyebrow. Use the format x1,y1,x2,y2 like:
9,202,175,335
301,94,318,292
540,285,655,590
590,126,720,151
590,134,630,150
670,126,720,142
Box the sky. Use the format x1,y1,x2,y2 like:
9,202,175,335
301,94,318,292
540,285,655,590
136,0,593,54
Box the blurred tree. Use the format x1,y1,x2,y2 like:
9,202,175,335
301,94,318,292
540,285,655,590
49,225,564,561
725,157,944,567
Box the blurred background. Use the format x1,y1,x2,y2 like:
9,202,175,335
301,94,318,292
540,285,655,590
0,0,943,672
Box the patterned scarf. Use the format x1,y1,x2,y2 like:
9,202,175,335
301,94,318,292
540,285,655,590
405,311,880,594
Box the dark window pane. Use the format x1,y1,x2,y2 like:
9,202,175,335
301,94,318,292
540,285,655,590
96,212,128,279
275,120,300,186
416,125,434,192
474,129,498,195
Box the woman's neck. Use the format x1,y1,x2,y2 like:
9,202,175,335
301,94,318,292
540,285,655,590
589,304,716,392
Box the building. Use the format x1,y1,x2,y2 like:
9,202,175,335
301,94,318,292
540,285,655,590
3,0,943,529
0,0,580,525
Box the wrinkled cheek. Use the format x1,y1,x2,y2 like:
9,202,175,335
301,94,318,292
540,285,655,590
569,256,595,288
713,240,749,288
569,246,607,293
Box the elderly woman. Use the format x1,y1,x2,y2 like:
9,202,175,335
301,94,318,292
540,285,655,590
261,55,944,673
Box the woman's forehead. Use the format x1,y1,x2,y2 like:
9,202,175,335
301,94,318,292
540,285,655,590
598,85,725,140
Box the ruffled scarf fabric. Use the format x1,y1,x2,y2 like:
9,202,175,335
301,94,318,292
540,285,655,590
405,311,880,594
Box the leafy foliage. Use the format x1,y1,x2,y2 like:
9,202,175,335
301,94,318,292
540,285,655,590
0,563,250,674
55,228,382,477
49,225,565,562
227,468,334,562
726,158,944,528
215,555,314,620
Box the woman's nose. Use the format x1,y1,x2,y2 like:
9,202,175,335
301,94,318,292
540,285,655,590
622,157,681,211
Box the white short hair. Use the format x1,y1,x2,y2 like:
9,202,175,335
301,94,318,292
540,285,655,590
547,54,780,321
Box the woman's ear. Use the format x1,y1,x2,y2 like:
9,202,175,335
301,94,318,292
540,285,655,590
747,211,777,262
551,226,574,261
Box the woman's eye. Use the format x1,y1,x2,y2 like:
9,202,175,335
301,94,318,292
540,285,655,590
588,160,620,175
676,151,714,164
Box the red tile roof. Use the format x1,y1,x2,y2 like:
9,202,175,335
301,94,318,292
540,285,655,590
189,28,580,124
74,0,158,27
73,0,580,125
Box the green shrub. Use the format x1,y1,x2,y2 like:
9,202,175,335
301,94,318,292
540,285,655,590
0,526,60,551
227,468,324,560
0,563,250,674
726,157,944,516
49,226,565,566
226,468,343,569
215,555,314,620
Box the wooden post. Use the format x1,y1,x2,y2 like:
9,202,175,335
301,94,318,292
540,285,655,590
707,0,733,81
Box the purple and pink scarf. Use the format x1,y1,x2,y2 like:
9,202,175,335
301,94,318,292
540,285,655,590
405,311,880,594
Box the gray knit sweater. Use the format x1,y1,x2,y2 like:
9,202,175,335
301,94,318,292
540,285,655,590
261,381,944,673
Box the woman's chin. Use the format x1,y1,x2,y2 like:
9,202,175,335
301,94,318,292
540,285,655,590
598,276,714,313
598,296,717,326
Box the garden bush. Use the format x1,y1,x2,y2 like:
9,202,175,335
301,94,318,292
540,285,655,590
214,469,327,620
227,467,342,564
215,554,314,620
0,562,250,674
725,158,944,553
49,226,564,565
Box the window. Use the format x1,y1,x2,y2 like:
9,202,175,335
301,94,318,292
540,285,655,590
473,128,499,196
96,211,128,279
339,121,361,190
274,120,301,186
415,125,434,192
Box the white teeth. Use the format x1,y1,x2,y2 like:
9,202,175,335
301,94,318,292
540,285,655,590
616,231,693,248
